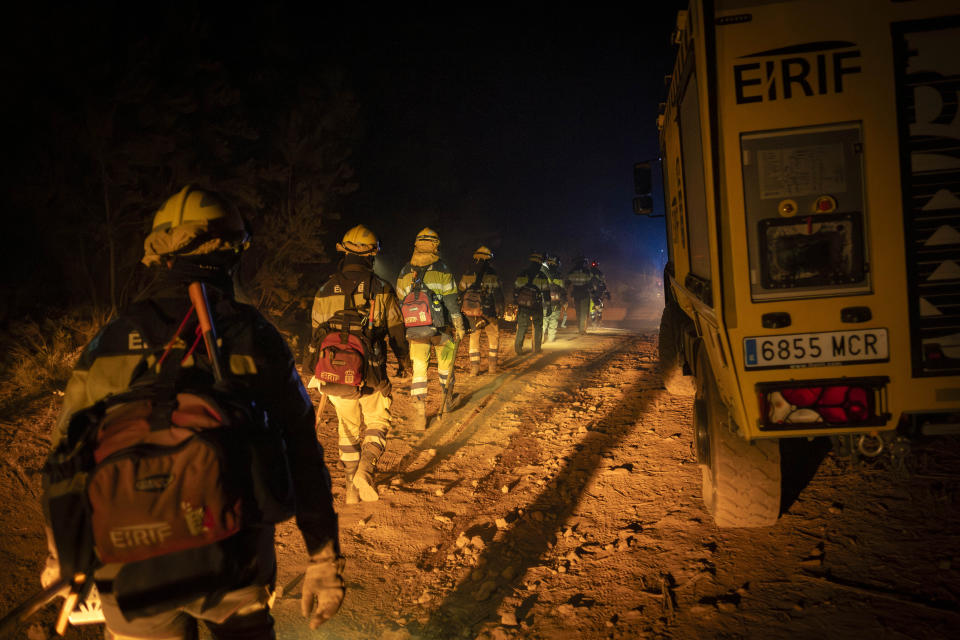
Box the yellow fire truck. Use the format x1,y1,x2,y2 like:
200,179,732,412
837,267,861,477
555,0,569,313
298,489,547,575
636,0,960,527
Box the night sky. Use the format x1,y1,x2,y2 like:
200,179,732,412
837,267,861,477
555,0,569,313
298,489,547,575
329,10,683,280
2,2,685,313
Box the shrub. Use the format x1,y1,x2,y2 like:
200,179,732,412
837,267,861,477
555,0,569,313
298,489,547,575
0,311,105,395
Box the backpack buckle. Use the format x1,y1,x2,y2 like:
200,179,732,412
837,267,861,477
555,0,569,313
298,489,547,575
149,397,178,431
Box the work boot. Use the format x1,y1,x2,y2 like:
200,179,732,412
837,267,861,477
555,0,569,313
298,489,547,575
352,446,381,502
413,397,427,431
488,358,497,374
343,460,360,505
470,362,480,376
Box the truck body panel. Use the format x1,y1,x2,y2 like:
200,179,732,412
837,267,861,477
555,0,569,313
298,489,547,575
661,0,960,441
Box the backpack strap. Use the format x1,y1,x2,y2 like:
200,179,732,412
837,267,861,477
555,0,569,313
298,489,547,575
333,272,374,336
412,265,426,293
339,273,361,311
469,264,488,291
129,303,199,431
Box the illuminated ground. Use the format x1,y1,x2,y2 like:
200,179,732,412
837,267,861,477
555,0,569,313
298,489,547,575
2,308,958,639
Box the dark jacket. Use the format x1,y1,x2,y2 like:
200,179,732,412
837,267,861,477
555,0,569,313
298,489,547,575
55,270,339,563
565,263,594,300
513,263,548,310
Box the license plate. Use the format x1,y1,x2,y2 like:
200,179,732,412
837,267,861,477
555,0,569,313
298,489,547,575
743,328,889,369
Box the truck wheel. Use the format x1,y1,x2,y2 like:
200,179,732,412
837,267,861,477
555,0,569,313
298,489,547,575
658,304,695,396
696,349,781,527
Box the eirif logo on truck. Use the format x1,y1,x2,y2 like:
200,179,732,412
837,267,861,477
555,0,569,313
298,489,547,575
734,41,862,104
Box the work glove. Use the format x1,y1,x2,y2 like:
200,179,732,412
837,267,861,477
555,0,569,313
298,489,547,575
301,542,346,630
40,554,59,589
40,527,61,589
452,315,466,342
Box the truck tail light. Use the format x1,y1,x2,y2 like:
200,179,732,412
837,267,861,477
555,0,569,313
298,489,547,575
756,377,890,430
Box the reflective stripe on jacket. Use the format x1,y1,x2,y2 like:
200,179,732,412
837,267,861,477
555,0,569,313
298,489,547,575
459,266,505,315
311,262,409,366
397,259,462,326
566,266,595,299
54,278,339,556
514,264,549,307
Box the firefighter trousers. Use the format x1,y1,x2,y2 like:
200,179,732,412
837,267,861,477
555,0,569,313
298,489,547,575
542,306,562,343
575,296,590,334
515,307,543,354
468,318,499,365
410,336,456,396
328,390,392,463
101,582,275,639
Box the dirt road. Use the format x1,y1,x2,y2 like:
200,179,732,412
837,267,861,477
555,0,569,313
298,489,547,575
2,322,959,639
270,324,960,639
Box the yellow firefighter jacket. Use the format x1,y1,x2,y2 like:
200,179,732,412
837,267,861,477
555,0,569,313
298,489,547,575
459,264,505,317
396,250,463,331
311,258,410,389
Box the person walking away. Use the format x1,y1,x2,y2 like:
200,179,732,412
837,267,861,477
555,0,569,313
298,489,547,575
308,225,410,504
566,255,594,335
396,228,466,430
42,185,344,637
589,259,611,328
513,252,548,354
458,245,505,375
541,253,566,343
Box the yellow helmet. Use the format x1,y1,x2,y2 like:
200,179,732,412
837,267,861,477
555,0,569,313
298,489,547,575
337,224,380,256
416,227,440,243
529,251,544,263
142,185,249,267
473,245,493,261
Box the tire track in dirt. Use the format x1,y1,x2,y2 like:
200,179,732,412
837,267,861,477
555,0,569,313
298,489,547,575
384,334,640,488
402,333,660,637
267,329,655,639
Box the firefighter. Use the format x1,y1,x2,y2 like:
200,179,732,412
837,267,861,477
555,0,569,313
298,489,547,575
308,225,410,504
589,259,611,328
44,185,344,636
458,245,505,375
513,252,549,355
566,255,594,335
542,253,566,343
396,228,466,430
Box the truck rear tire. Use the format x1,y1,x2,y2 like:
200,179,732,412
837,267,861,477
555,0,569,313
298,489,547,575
658,304,695,396
696,349,781,527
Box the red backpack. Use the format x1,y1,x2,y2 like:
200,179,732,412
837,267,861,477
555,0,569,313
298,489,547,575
315,332,366,388
402,290,434,327
401,267,445,337
314,275,375,396
42,297,295,619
